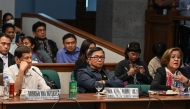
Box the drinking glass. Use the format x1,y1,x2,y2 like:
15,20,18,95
95,81,103,96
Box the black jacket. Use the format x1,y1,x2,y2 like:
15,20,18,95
0,52,15,73
114,59,153,84
150,67,188,90
35,37,58,62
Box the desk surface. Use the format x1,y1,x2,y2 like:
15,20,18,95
1,93,190,109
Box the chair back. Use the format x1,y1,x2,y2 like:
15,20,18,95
40,70,61,89
125,84,150,92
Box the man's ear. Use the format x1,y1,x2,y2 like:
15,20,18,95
14,56,20,64
62,42,65,47
87,57,91,64
33,32,36,37
31,44,35,49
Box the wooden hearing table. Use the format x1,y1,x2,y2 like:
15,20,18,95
0,93,190,109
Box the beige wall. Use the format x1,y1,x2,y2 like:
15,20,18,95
22,16,124,94
22,17,124,63
0,0,15,18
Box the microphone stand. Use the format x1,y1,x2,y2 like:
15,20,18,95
131,74,149,97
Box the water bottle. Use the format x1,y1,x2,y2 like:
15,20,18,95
4,76,10,99
69,76,77,99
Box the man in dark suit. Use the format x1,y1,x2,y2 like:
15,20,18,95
0,33,15,73
32,21,58,62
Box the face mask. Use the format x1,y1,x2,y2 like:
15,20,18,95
7,19,15,25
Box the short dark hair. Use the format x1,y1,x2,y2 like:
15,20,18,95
87,47,104,58
124,42,141,59
78,39,96,62
3,13,13,25
2,23,15,33
14,46,32,58
22,36,37,52
32,21,46,32
62,33,76,42
0,33,11,41
152,42,167,57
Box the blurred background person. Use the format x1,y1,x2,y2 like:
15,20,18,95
56,33,80,63
0,34,15,73
148,42,167,78
22,36,52,63
2,13,22,33
73,39,96,79
150,47,189,91
2,23,18,55
114,42,152,84
32,21,58,62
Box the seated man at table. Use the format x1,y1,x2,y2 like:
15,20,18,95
77,47,123,93
56,33,80,63
4,46,50,94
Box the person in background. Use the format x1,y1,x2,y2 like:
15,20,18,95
0,33,15,73
150,47,189,91
4,46,50,94
2,13,22,33
56,33,80,63
2,23,17,55
73,39,96,79
114,42,153,84
32,21,58,62
77,47,123,93
22,36,53,63
148,42,167,78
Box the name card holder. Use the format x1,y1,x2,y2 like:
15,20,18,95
20,89,59,100
106,88,139,98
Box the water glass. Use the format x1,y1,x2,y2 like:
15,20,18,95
95,81,103,96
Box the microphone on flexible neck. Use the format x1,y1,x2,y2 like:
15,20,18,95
32,68,50,86
131,74,149,97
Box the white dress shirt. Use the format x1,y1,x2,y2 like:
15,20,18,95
0,53,8,71
3,64,50,89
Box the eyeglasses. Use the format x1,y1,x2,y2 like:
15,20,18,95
36,29,46,33
90,56,105,60
170,55,181,60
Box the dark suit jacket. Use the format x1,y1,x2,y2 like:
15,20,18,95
150,67,188,90
0,52,15,73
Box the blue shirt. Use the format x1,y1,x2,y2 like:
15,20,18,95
56,47,80,63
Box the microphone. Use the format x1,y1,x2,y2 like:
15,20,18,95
32,68,51,88
131,74,149,97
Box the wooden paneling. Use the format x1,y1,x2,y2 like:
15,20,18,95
33,63,117,72
144,0,180,63
2,94,190,109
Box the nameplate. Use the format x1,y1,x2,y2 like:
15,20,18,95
20,89,59,100
106,88,139,98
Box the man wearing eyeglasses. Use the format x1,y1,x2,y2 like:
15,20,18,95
56,33,80,63
32,21,58,63
77,47,123,93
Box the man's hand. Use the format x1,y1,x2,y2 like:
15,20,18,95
19,61,29,73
